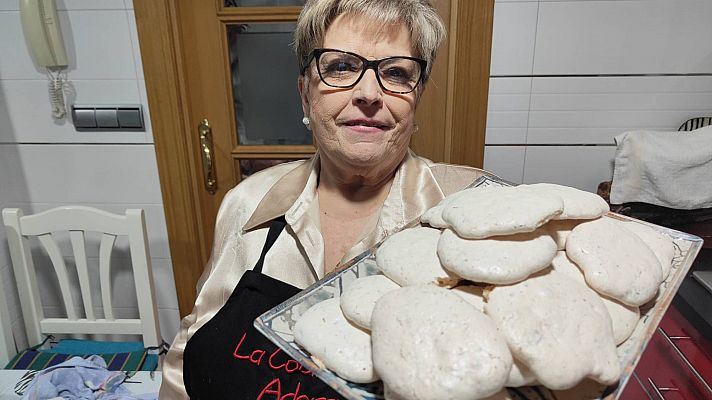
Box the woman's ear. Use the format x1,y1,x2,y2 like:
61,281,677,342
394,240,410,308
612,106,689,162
415,82,425,104
298,75,310,117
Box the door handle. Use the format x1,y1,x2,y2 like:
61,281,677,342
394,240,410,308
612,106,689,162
199,118,217,194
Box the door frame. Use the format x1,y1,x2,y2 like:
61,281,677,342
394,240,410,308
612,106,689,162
133,0,494,317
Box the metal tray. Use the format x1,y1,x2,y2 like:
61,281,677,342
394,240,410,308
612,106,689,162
255,176,704,400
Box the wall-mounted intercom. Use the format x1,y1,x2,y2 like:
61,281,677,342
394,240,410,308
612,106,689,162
19,0,69,119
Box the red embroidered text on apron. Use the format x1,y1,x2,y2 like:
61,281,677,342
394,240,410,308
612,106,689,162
183,217,342,400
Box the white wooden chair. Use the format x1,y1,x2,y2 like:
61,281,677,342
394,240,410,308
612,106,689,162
0,276,16,366
1,206,160,349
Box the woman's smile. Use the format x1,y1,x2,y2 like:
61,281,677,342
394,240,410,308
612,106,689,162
338,117,393,134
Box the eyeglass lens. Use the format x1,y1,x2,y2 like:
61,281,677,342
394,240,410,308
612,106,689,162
317,51,422,93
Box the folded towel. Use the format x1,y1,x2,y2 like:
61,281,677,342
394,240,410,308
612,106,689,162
22,355,157,400
610,125,712,209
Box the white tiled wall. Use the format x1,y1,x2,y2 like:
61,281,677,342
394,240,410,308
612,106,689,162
533,0,712,75
0,1,150,144
486,77,532,145
0,0,180,355
527,76,712,145
484,0,712,192
489,1,538,76
522,145,617,192
483,146,526,184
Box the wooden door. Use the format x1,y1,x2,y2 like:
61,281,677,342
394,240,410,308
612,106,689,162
134,0,494,316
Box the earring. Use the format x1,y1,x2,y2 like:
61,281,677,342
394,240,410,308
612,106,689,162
302,117,310,126
413,124,419,133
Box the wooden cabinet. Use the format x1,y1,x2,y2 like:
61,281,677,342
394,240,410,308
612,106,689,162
626,304,712,399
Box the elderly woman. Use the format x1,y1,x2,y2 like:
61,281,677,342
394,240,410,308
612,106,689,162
160,0,490,398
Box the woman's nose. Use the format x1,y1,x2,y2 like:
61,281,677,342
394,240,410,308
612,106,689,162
352,69,383,106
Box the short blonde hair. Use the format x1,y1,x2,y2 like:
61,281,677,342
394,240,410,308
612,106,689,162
294,0,446,82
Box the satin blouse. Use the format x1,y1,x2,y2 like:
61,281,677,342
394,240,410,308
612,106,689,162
159,150,491,398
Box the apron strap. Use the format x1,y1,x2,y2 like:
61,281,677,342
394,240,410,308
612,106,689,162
253,215,287,274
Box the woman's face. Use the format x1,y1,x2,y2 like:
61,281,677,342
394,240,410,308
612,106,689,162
299,14,418,176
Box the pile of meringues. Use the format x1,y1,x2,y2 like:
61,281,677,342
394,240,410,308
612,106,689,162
293,183,675,400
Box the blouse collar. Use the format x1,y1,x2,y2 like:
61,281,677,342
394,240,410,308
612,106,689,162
242,150,445,233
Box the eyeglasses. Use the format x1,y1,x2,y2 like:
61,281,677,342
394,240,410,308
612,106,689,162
301,48,427,95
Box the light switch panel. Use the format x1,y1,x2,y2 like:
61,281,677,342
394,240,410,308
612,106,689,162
72,108,97,129
71,105,145,132
117,107,143,128
96,109,119,128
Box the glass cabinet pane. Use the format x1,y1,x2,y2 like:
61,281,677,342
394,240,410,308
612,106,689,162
224,1,304,8
227,23,312,146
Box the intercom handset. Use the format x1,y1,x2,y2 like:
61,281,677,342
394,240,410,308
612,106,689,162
20,0,69,119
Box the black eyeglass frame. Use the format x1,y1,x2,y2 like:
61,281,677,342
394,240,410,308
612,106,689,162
301,48,428,95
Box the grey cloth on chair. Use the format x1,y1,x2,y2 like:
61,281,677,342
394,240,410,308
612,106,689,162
610,125,712,209
21,355,156,400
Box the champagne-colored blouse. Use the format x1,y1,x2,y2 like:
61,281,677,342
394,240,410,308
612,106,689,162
159,150,490,398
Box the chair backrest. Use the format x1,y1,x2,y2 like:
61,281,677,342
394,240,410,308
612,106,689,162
2,206,160,348
678,116,712,132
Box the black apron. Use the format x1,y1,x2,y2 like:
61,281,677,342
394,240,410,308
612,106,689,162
183,217,342,399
